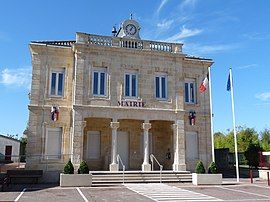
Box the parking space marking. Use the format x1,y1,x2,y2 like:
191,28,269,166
126,183,221,201
14,188,26,202
76,187,89,202
218,186,270,199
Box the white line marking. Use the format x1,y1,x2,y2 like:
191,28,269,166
76,187,89,202
218,186,270,199
14,188,26,202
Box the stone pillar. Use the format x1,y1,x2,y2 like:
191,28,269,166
172,120,186,171
110,121,120,171
71,110,86,169
142,122,152,171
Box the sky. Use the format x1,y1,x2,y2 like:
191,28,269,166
0,0,270,137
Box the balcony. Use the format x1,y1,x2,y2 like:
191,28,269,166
76,32,182,53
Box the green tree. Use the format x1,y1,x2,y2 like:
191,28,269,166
237,128,259,152
214,132,226,149
260,129,270,151
244,143,262,168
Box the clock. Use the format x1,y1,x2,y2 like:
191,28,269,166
125,24,137,35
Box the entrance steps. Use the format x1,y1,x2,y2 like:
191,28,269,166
90,170,192,186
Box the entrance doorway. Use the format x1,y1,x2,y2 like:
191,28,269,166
5,145,12,161
117,131,129,169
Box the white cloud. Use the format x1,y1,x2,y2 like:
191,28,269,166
165,26,202,42
0,67,32,89
237,64,258,70
156,0,169,15
255,93,270,102
157,19,174,30
180,0,197,11
184,43,239,55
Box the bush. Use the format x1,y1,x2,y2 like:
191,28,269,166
63,159,74,174
78,161,89,174
195,161,205,174
208,162,218,174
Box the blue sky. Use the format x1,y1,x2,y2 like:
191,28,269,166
0,0,270,136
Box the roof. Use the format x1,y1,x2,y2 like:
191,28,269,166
0,134,21,143
30,40,75,47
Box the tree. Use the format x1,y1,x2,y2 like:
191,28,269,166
260,129,270,151
214,132,227,149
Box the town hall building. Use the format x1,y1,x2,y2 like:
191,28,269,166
26,17,213,173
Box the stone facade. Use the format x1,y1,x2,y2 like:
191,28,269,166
26,19,213,172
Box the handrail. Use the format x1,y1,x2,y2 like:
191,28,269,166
116,154,125,184
150,154,163,183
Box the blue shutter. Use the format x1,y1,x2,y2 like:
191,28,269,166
58,73,64,96
125,74,130,96
93,72,99,95
51,73,56,95
185,83,189,102
132,74,137,97
156,77,160,98
100,72,105,95
161,77,166,98
190,83,194,103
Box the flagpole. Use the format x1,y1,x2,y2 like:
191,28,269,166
229,68,240,183
208,66,215,162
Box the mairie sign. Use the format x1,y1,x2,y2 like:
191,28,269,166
118,100,145,107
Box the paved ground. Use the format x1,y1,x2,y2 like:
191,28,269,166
1,179,270,202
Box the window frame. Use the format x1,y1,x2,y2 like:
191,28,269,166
92,68,107,97
49,69,65,97
155,73,168,100
124,72,138,98
185,78,197,104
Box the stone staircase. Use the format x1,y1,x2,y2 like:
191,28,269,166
90,170,192,186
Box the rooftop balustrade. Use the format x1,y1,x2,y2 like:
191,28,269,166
76,32,182,53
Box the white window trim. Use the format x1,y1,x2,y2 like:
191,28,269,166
155,73,168,100
49,69,65,97
124,72,138,98
92,68,107,97
185,78,197,104
45,127,62,160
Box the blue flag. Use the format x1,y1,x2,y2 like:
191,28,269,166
227,73,231,91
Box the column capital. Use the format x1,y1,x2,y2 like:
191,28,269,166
82,121,87,129
110,122,120,130
142,123,151,131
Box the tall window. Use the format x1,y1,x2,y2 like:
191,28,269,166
155,75,167,99
45,128,62,159
50,70,65,96
185,79,196,103
92,70,107,96
125,73,138,97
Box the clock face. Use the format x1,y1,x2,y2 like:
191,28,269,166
125,24,137,35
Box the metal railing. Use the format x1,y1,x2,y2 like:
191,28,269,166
116,154,125,184
150,154,163,183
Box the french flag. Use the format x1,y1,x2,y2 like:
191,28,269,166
199,74,209,93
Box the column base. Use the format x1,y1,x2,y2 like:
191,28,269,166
172,163,186,171
109,163,119,171
142,163,151,171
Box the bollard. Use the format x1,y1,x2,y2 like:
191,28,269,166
250,169,253,183
267,172,270,186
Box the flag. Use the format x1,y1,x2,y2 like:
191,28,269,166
227,72,231,91
199,74,209,93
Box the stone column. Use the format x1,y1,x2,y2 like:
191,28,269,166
71,110,86,169
142,122,152,171
172,120,186,171
110,121,120,171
